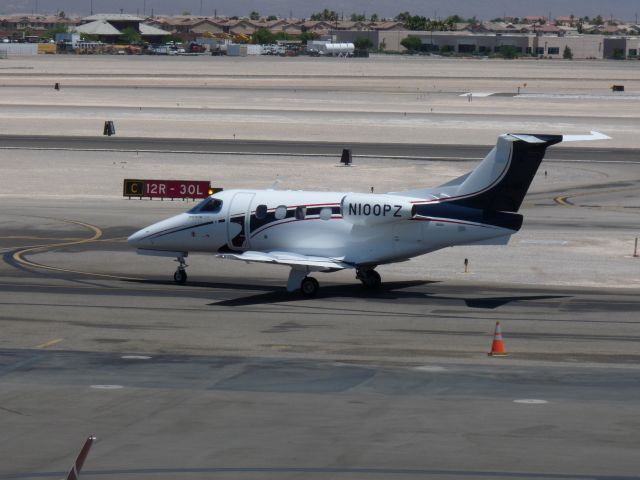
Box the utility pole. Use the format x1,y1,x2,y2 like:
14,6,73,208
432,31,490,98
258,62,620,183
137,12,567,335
200,0,203,16
90,0,93,15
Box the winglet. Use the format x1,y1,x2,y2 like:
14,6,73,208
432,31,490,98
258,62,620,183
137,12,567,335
66,436,96,480
562,131,611,142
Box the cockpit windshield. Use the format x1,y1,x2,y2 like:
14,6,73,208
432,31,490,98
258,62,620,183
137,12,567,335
188,197,223,214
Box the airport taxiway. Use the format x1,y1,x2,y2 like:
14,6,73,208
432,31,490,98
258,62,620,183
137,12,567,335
1,56,639,479
1,147,639,478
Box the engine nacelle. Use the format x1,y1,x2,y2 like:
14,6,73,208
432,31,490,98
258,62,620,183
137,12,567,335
340,194,416,226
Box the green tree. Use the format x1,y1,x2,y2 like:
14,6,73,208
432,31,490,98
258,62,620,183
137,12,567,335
80,33,99,41
354,37,373,50
299,31,319,44
120,26,143,45
499,45,519,59
181,10,191,15
249,11,260,20
400,36,422,52
370,13,379,22
593,15,604,25
563,45,573,59
267,15,278,21
445,14,464,23
350,13,365,21
252,27,275,44
274,31,292,41
165,34,183,43
612,48,625,59
43,24,68,40
310,9,338,21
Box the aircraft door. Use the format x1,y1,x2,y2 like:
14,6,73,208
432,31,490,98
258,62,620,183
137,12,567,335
227,192,255,250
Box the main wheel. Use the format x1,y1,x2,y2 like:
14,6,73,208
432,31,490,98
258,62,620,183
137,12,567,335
360,269,381,290
173,269,187,285
300,276,319,297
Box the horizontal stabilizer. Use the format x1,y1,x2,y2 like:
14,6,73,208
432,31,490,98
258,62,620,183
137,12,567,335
218,251,350,271
562,131,611,142
466,235,512,246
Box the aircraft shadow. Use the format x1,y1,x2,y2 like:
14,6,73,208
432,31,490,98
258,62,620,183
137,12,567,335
210,280,438,307
462,295,569,309
209,284,568,309
123,278,279,292
123,278,569,310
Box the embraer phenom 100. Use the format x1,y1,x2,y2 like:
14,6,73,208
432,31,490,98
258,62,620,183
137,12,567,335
128,132,608,296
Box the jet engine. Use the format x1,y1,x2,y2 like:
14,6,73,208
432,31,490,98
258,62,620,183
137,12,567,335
340,194,416,226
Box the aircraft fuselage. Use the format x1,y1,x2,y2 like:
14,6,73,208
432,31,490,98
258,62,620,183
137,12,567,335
128,189,514,266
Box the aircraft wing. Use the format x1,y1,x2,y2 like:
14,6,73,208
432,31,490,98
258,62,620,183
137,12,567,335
217,251,351,272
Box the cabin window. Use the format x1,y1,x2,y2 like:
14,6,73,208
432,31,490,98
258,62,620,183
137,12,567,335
275,205,287,220
255,204,268,219
295,206,307,220
319,207,332,220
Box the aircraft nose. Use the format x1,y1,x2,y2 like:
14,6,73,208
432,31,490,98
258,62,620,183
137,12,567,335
127,213,191,250
127,228,150,248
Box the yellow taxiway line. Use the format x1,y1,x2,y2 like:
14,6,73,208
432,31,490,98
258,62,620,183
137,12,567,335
35,338,64,349
554,186,639,208
12,219,140,281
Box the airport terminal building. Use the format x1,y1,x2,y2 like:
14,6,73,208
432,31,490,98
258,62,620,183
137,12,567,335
336,30,640,59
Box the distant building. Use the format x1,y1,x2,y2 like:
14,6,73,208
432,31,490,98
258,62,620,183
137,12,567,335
335,29,640,59
74,14,170,44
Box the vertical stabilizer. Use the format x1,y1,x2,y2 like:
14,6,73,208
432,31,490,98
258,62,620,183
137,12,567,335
449,134,562,212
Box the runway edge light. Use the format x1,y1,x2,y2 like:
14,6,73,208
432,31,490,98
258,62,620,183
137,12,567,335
488,321,508,357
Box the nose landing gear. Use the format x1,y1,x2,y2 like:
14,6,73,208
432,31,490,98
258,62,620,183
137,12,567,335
174,255,188,284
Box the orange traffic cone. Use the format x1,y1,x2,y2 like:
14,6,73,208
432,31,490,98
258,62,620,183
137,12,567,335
488,321,508,356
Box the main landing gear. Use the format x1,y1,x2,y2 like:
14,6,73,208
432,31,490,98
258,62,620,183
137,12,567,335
286,266,382,298
287,268,320,297
173,255,188,285
356,268,381,290
300,276,320,297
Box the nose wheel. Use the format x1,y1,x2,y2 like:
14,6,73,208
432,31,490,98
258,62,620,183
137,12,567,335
174,269,187,284
174,255,188,285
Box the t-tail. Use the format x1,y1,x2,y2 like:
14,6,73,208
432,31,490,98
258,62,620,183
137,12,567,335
407,131,610,215
65,436,96,480
399,131,610,242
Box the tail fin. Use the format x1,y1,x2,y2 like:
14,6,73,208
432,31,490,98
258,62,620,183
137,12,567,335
65,436,95,480
392,131,609,212
449,133,562,212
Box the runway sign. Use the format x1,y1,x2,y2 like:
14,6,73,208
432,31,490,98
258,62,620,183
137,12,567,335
123,179,214,199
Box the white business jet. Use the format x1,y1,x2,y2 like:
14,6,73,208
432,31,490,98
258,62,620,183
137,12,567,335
128,132,608,296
